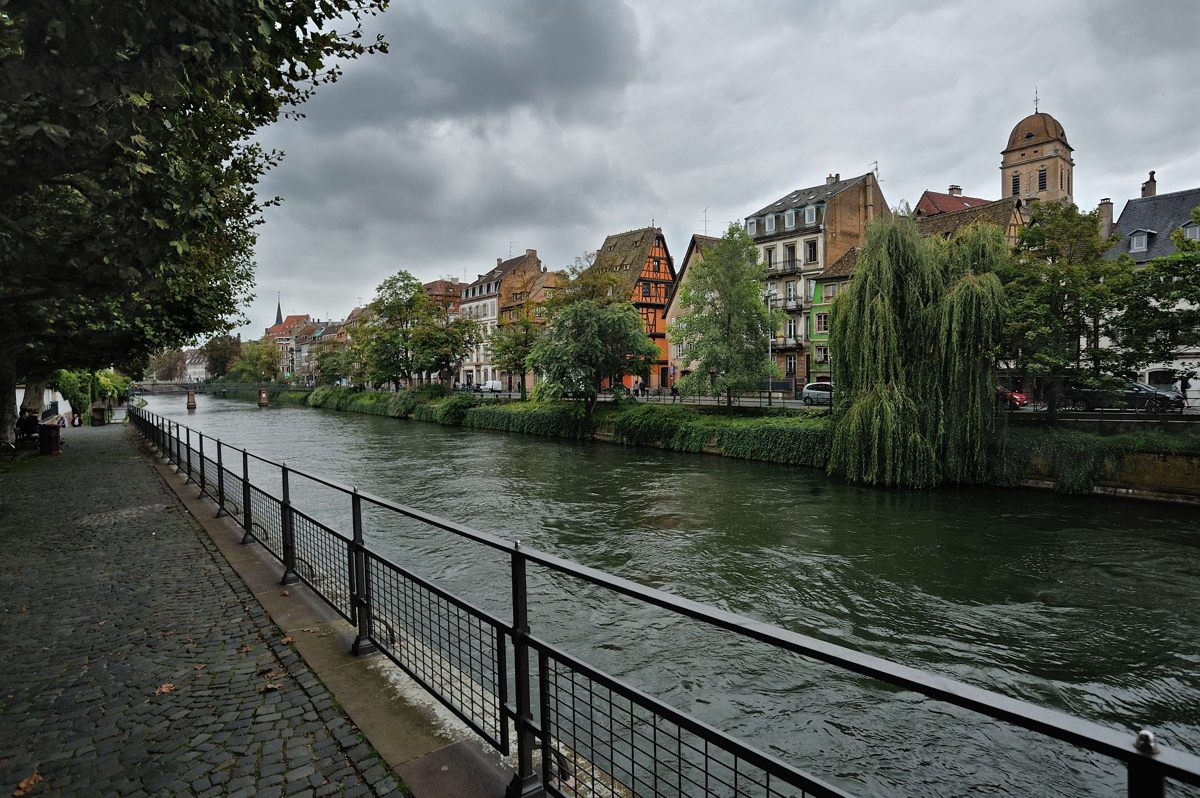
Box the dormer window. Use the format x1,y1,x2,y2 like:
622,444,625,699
804,206,817,225
1130,232,1148,253
765,215,776,233
1185,224,1200,241
784,209,796,229
746,219,757,235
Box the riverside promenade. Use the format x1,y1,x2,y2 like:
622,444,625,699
0,421,406,797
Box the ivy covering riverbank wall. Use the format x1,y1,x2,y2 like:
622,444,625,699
212,387,1200,500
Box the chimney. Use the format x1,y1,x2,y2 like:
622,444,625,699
497,257,503,266
526,248,537,258
948,185,962,197
1098,198,1114,240
1141,170,1157,198
826,173,836,186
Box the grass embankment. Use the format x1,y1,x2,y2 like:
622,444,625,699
219,386,1200,495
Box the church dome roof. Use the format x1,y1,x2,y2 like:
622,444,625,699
1005,111,1070,151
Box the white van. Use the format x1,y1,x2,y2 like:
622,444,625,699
475,380,503,393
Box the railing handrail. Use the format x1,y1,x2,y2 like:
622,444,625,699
129,406,1200,793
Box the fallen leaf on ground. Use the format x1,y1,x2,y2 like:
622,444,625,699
154,683,176,696
17,608,27,614
279,636,295,645
257,683,281,693
279,590,289,597
257,666,273,676
96,620,107,627
193,664,206,671
238,643,251,654
13,770,43,797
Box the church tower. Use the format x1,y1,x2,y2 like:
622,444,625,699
1000,110,1073,205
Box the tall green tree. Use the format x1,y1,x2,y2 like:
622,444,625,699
828,217,1008,488
669,222,781,407
149,349,187,381
527,300,658,416
413,313,481,385
1108,207,1200,377
226,340,279,383
489,318,542,400
998,202,1130,419
0,1,387,441
200,335,242,380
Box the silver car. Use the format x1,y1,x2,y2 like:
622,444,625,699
801,382,833,405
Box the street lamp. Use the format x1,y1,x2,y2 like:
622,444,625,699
763,286,778,406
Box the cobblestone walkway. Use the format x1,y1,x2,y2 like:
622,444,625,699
0,423,401,797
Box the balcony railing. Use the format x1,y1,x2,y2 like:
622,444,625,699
764,258,802,276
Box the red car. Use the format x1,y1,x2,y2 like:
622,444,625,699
996,386,1028,409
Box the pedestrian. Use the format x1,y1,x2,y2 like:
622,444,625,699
1180,374,1191,402
71,413,82,427
670,384,678,403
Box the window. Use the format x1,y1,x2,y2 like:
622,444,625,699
652,258,661,272
806,240,818,263
746,219,757,235
815,345,829,363
1060,170,1064,190
785,355,796,375
785,209,796,229
816,313,829,333
764,247,775,267
785,282,795,300
1011,173,1020,197
786,318,796,338
1185,225,1200,241
765,215,776,233
805,206,817,225
823,283,838,301
785,244,796,265
1130,233,1148,252
642,282,651,297
674,344,685,359
1038,168,1047,192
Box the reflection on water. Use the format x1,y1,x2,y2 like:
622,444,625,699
146,396,1200,797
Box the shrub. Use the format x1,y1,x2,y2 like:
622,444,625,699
463,401,593,439
718,417,832,467
608,404,712,452
434,394,480,425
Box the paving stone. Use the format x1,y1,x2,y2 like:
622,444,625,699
0,423,398,797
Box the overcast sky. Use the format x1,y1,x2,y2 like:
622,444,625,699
237,0,1200,337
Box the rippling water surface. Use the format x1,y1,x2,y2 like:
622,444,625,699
146,396,1200,797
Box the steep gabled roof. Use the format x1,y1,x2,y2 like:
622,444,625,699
821,247,859,279
914,190,993,217
265,313,311,338
1106,186,1200,264
664,233,720,317
915,197,1019,240
587,227,668,297
747,173,871,219
466,252,533,293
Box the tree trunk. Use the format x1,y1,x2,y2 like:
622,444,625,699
518,370,527,401
20,380,45,415
0,354,17,444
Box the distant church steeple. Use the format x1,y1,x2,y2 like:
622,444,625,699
274,293,283,326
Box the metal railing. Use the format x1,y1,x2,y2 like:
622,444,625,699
130,406,1200,798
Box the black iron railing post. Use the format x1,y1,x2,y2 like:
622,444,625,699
184,427,193,484
197,434,208,498
507,544,544,798
174,422,183,473
350,489,377,656
241,449,253,544
280,463,300,585
215,440,227,517
1128,731,1165,798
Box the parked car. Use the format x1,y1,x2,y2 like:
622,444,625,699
800,382,833,406
1068,381,1184,413
995,386,1028,410
474,380,504,394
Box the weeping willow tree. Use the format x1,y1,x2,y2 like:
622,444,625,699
827,216,1008,488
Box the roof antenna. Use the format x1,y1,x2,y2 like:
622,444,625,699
700,207,709,236
1034,85,1039,113
508,241,516,258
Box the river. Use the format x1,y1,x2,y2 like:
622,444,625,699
143,395,1200,797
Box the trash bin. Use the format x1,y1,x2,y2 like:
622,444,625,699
38,422,61,455
90,403,108,426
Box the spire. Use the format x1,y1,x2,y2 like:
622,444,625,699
275,292,283,326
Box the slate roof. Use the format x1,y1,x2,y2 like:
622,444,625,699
914,190,993,217
915,197,1019,240
1106,187,1200,264
821,247,859,279
464,252,533,296
1005,111,1070,151
588,227,667,297
747,173,871,220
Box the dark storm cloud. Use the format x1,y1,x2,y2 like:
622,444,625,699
239,0,1200,336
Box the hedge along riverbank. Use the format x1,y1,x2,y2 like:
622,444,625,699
213,387,1200,500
